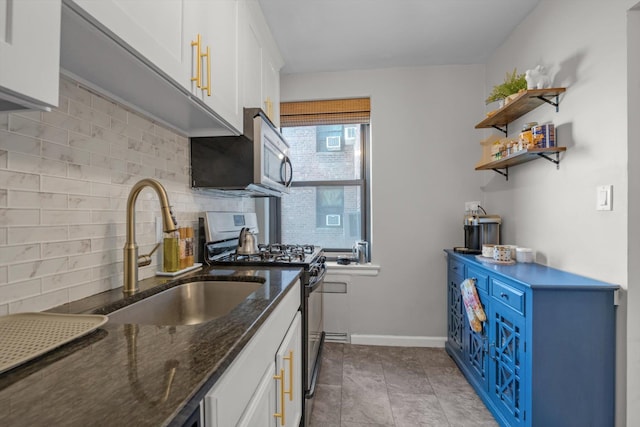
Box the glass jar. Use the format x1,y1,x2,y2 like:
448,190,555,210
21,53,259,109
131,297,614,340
163,230,179,272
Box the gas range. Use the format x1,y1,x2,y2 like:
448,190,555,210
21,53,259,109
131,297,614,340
201,212,325,285
200,211,326,426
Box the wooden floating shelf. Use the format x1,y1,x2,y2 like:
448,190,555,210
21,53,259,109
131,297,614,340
476,88,567,130
476,147,567,171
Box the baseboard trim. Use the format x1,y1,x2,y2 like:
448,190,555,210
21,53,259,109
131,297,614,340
349,334,446,348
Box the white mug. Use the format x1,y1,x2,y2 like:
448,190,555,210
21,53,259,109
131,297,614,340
482,244,495,258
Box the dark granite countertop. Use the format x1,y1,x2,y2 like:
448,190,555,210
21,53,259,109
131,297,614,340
0,266,303,427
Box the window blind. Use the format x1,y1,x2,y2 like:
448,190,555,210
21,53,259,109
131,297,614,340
280,98,371,126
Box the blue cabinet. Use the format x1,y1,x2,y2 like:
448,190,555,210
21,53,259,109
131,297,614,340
445,251,619,427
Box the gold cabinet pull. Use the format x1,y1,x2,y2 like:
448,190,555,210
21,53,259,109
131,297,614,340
265,97,273,120
284,350,293,401
201,45,211,96
190,34,202,88
273,368,285,426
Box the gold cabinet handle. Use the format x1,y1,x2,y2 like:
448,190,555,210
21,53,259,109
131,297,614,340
273,368,285,426
201,45,211,96
191,34,202,88
284,350,293,401
264,97,273,120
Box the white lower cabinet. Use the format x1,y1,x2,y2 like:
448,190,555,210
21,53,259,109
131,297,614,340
204,281,302,427
239,313,301,427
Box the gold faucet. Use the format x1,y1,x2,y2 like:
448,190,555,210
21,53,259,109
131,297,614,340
123,178,177,296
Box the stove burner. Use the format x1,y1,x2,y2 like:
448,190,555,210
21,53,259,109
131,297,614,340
258,243,315,258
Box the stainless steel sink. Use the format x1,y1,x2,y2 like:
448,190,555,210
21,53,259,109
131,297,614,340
108,280,264,325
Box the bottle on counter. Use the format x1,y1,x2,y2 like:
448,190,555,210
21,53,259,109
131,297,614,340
163,230,179,272
185,226,194,267
179,227,187,270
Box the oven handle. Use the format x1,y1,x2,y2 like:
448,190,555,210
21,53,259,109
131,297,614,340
306,264,326,293
305,331,325,400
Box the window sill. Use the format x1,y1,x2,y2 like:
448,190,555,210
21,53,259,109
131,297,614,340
326,261,380,276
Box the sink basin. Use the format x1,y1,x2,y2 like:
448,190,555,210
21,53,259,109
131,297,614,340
108,280,264,325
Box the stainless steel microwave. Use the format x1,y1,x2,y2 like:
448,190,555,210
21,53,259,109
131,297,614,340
190,108,292,197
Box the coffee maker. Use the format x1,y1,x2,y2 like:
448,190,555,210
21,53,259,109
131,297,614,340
458,214,501,254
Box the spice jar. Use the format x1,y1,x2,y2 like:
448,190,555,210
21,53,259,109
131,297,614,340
185,226,194,267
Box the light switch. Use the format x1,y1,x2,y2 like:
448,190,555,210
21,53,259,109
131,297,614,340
596,185,613,211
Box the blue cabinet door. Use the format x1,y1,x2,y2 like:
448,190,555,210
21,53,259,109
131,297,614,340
447,268,464,361
489,300,527,427
464,266,490,391
463,289,489,392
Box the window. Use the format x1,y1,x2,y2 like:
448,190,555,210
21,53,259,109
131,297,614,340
278,98,371,252
317,187,344,227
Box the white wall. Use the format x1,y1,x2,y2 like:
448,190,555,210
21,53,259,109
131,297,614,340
0,76,253,314
627,4,640,426
483,1,636,425
282,64,485,340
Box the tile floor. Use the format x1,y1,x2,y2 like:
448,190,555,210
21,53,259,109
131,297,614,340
309,343,499,427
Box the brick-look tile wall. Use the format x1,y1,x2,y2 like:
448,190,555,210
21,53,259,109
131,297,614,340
0,76,252,314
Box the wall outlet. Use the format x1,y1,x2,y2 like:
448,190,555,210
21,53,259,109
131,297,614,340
465,201,481,213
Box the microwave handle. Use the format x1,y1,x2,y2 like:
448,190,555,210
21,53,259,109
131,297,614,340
281,157,293,187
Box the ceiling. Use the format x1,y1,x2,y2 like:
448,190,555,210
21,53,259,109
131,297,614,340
258,0,541,74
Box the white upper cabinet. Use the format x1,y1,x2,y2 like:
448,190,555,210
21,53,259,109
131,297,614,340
0,0,61,111
71,0,190,87
240,0,283,127
61,0,281,134
184,0,242,132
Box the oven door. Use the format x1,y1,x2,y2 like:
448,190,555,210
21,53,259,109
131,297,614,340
304,268,325,425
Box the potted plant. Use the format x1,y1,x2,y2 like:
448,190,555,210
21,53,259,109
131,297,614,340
485,68,527,105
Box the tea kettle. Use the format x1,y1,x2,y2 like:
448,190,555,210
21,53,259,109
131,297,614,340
237,227,259,255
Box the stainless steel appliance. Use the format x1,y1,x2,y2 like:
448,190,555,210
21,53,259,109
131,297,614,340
462,214,501,254
201,211,326,426
352,240,369,264
190,108,293,197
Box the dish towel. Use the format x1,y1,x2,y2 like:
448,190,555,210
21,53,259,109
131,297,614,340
460,278,486,333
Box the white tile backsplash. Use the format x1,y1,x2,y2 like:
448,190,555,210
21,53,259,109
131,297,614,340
8,152,68,177
0,244,40,264
0,209,40,226
8,190,68,209
9,115,69,145
41,141,91,165
91,95,127,122
9,226,69,244
0,75,253,313
42,110,92,136
41,239,91,259
8,258,69,282
0,130,41,155
69,100,111,129
0,170,40,191
0,279,42,304
41,268,93,293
